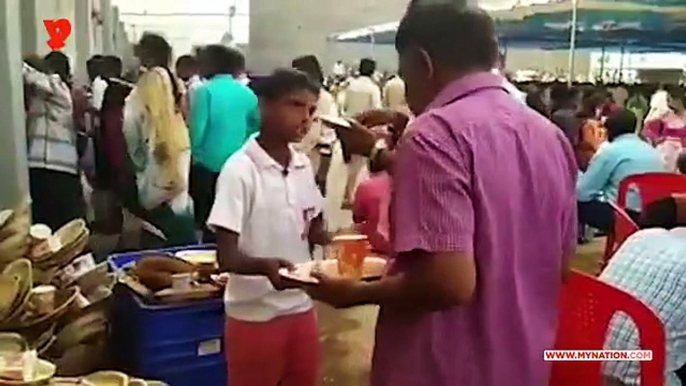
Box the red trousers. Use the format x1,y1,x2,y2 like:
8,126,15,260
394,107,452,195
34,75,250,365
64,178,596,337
225,309,320,386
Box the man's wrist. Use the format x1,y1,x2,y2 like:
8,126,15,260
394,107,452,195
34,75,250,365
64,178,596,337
361,140,376,158
367,145,379,160
351,277,394,307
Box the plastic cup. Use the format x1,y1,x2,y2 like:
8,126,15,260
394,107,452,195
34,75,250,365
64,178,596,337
331,234,369,280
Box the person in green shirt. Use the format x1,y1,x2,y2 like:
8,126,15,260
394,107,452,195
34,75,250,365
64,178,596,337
189,45,260,242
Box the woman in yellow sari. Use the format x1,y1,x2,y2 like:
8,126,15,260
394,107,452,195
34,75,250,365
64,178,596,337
122,33,195,246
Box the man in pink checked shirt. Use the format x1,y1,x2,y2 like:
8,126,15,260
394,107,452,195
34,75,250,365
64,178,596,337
303,2,578,386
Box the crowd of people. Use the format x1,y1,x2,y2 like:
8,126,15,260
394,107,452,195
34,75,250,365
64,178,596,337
16,0,686,385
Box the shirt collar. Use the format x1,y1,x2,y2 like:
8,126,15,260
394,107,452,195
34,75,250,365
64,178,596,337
428,72,507,110
612,133,639,142
211,74,234,80
245,138,307,172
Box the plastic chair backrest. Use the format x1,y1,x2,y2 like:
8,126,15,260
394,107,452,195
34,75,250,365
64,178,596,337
617,173,686,211
602,202,640,264
549,271,665,386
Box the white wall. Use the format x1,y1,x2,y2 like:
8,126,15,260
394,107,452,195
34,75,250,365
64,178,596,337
114,0,249,59
21,0,77,58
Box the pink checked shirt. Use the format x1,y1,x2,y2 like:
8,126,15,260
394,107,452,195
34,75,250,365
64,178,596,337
371,72,578,386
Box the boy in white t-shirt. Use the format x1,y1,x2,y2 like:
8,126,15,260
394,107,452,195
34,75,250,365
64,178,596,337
207,69,330,386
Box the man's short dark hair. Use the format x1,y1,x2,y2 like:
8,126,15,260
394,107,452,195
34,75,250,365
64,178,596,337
136,32,172,67
253,69,320,101
668,85,685,106
359,58,376,77
677,152,686,174
292,55,324,86
605,109,637,141
396,1,497,72
642,197,678,230
44,51,71,84
86,55,103,79
202,45,245,77
102,55,123,77
175,55,197,70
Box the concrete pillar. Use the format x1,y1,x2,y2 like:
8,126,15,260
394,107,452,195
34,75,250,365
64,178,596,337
0,0,30,209
20,0,39,56
91,0,102,54
74,0,93,85
115,22,129,63
101,0,114,55
111,6,120,53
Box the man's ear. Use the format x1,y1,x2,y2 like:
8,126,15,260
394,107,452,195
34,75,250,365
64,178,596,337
417,48,434,81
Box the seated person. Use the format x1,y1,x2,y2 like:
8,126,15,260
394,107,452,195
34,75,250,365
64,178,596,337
577,109,665,233
601,195,686,386
352,156,391,255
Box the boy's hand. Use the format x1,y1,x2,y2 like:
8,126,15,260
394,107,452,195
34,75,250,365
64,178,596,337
308,216,332,246
355,109,410,145
263,258,300,290
335,120,377,157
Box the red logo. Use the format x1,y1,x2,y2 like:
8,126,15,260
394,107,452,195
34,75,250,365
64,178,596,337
43,19,72,51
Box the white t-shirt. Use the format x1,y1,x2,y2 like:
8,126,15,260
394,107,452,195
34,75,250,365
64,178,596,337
207,138,324,322
343,76,382,117
90,76,108,110
383,76,408,114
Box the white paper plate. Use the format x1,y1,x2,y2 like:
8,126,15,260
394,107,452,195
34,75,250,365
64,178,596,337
279,257,387,284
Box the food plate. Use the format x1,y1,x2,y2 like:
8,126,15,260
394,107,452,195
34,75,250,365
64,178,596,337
279,257,387,284
319,115,352,129
174,250,217,266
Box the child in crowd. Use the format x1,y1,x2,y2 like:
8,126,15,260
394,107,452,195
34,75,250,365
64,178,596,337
207,69,329,386
353,155,391,255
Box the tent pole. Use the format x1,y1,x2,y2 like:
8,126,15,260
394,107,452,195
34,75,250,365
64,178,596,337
618,45,625,83
600,44,606,83
567,0,578,86
369,28,375,57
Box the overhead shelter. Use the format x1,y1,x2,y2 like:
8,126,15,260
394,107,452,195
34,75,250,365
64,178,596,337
328,0,686,51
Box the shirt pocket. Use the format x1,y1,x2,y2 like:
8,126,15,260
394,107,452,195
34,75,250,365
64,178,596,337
294,181,321,241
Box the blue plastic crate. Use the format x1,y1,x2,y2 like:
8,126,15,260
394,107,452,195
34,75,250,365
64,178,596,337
108,246,227,386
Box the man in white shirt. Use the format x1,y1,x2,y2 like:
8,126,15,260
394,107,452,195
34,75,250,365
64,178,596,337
340,58,383,205
207,69,330,386
601,195,686,386
343,58,382,117
333,60,347,78
646,88,670,123
383,74,409,114
90,55,122,111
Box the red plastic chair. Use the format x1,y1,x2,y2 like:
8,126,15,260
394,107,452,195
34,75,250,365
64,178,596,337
617,173,686,211
602,202,640,265
549,271,665,386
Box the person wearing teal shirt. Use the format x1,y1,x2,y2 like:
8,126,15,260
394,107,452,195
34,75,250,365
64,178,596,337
577,109,665,232
189,45,259,241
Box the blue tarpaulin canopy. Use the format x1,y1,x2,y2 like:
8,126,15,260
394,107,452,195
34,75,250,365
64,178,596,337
328,0,686,51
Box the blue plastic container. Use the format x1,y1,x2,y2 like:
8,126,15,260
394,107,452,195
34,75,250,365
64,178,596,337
108,246,227,386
